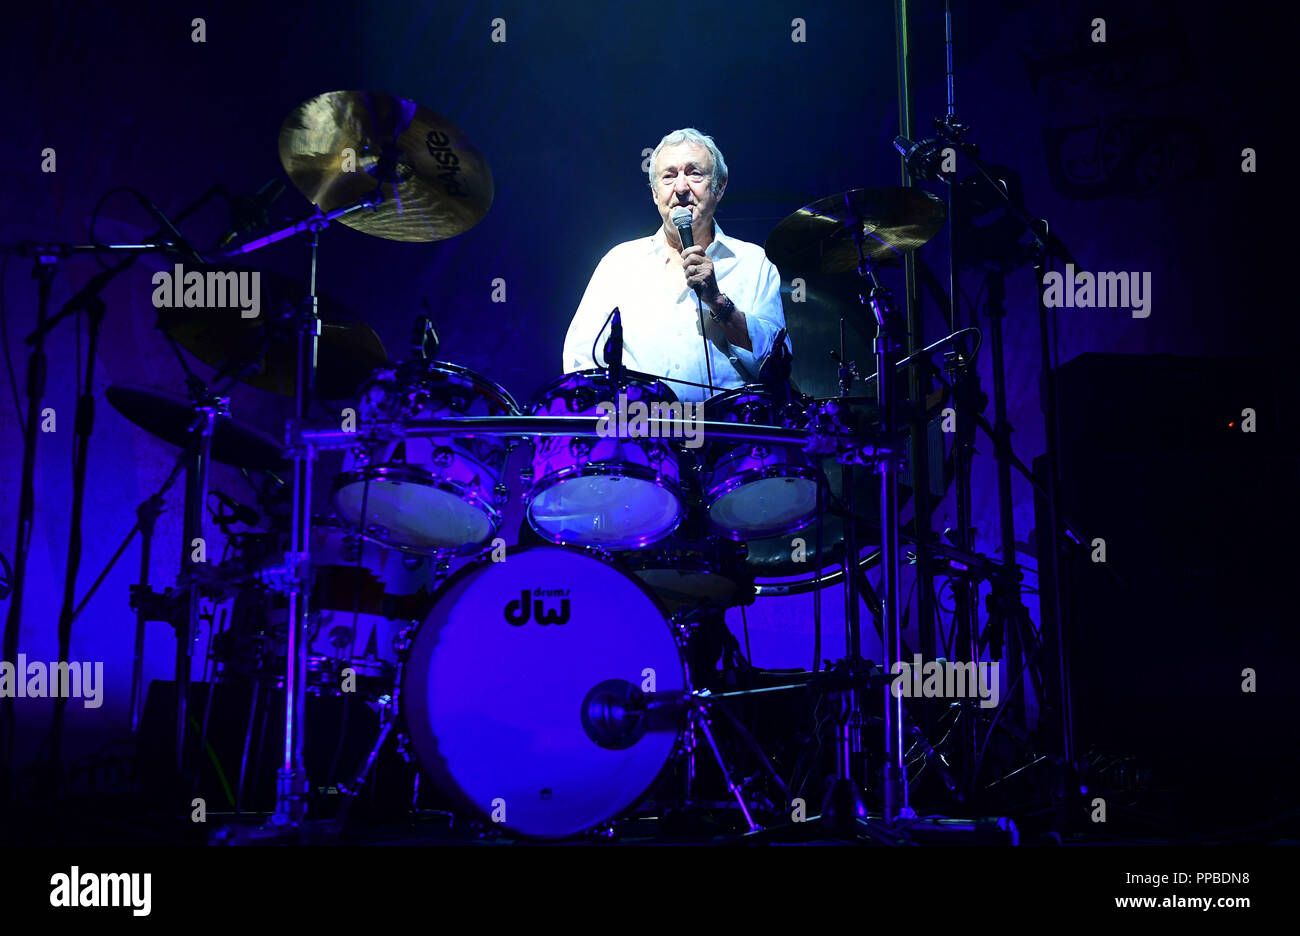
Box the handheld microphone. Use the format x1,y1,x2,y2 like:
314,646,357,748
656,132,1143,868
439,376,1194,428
671,206,694,249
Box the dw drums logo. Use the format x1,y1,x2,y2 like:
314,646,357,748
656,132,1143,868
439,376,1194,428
504,588,571,626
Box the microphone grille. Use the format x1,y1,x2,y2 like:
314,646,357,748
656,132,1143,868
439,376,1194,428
670,207,693,229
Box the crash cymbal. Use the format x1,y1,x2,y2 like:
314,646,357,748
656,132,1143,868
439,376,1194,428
106,386,286,470
765,187,946,274
154,264,386,399
278,90,493,242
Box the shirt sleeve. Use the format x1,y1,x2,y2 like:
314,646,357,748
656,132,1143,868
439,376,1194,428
728,254,790,378
562,250,618,373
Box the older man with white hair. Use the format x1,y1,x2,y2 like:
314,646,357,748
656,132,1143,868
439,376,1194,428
562,128,791,403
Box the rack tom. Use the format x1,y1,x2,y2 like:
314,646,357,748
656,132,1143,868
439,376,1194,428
333,361,518,555
700,387,820,540
524,370,686,549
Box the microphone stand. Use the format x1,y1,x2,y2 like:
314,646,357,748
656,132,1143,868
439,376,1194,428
0,223,211,797
0,248,57,796
933,131,1077,772
855,224,910,824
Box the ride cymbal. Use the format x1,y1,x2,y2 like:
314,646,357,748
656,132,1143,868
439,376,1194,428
278,90,493,242
765,187,946,273
106,385,286,470
154,264,386,399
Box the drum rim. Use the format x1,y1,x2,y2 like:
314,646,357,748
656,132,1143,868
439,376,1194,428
702,383,810,419
364,358,522,415
525,463,685,549
332,467,503,555
397,543,688,839
750,546,882,595
529,367,679,408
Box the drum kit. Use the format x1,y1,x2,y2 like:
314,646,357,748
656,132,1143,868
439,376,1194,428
5,88,1036,843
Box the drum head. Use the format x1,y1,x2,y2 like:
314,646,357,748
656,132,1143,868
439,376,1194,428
334,474,496,551
529,474,680,548
709,475,819,537
401,547,685,838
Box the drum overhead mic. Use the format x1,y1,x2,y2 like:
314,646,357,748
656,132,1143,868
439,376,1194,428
412,307,439,361
670,206,694,248
602,306,623,385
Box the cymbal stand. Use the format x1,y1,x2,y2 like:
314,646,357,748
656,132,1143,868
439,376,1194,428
226,193,383,826
850,217,910,823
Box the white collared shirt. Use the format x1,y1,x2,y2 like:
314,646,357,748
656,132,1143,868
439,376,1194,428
561,223,790,404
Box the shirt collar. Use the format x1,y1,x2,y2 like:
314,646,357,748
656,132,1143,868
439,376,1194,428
651,220,736,260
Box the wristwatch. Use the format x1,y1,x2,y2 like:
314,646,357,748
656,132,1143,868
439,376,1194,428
709,293,737,324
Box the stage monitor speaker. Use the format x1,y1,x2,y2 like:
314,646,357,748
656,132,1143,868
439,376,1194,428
1035,353,1300,822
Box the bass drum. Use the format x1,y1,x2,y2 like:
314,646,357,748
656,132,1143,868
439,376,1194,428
400,546,686,839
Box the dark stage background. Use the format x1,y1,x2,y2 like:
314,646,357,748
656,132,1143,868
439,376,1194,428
0,0,1291,812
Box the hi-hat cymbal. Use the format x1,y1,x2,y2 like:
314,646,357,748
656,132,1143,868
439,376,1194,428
155,264,386,400
278,90,493,242
106,386,286,470
765,187,946,274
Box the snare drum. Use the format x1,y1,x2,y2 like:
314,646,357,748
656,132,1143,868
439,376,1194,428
700,387,821,540
307,519,439,691
333,361,518,554
617,533,750,613
524,370,685,549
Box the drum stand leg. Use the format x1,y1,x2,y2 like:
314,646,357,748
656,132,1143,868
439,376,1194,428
670,613,786,833
335,705,393,807
690,706,758,833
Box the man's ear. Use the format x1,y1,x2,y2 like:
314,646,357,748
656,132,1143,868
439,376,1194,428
716,180,727,201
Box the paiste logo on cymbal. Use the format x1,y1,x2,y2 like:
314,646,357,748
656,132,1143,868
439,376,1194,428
426,130,470,198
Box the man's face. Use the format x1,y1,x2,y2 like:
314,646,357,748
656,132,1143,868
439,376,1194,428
653,142,725,247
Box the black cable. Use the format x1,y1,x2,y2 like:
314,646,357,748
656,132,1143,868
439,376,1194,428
0,255,25,439
696,293,716,395
326,472,372,788
741,604,751,667
590,306,617,368
86,186,153,272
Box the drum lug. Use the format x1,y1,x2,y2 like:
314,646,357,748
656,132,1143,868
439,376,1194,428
469,820,503,841
568,437,592,459
257,551,312,595
585,821,617,840
393,624,416,657
395,731,418,765
493,482,510,505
